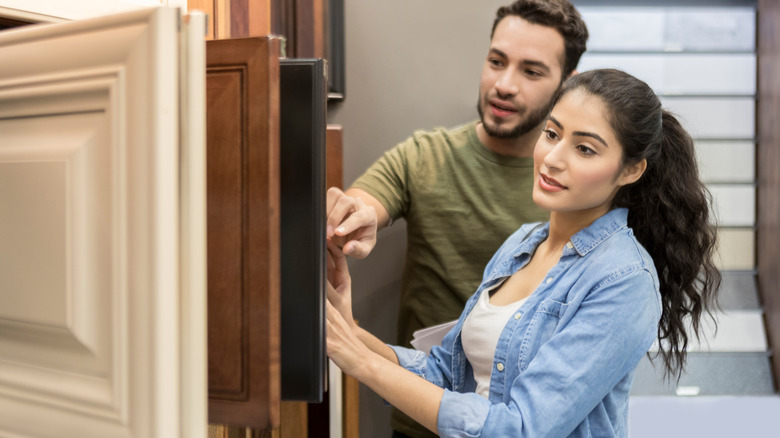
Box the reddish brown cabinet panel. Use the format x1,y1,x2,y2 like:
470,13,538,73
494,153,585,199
189,0,272,40
326,125,343,189
206,36,282,430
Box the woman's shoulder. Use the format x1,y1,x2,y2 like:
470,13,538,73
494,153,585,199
593,228,654,269
572,209,654,275
584,228,659,297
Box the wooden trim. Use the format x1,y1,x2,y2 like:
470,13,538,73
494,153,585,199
187,0,215,39
229,0,248,36
326,0,345,100
188,0,271,39
271,0,296,55
342,375,360,438
326,125,343,189
294,0,313,57
758,0,780,391
280,402,308,438
248,0,272,37
216,0,231,38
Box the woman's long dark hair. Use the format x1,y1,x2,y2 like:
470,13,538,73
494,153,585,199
556,69,721,380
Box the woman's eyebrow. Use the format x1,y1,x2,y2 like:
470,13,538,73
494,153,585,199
548,115,609,148
573,130,609,148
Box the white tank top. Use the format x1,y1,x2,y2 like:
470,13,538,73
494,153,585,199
462,284,528,399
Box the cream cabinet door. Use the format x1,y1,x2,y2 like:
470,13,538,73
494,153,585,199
0,6,206,438
0,0,187,22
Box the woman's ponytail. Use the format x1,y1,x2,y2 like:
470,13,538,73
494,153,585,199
620,111,721,380
557,70,721,380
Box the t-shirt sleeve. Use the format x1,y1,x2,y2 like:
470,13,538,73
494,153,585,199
350,135,418,221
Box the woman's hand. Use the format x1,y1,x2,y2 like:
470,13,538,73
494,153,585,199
326,299,374,378
326,302,444,436
326,239,356,331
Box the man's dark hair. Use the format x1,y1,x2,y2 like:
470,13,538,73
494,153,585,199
491,0,589,79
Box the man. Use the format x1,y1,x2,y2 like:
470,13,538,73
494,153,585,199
327,1,588,436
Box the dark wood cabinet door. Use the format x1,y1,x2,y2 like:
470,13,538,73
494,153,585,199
206,36,282,430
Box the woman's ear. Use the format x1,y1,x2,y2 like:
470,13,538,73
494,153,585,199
618,158,647,186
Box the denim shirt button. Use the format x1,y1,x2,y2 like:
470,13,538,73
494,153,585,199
546,277,552,284
514,312,522,320
496,363,504,372
566,241,574,249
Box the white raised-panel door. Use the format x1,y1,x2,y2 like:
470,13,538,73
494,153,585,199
0,0,187,22
0,6,206,438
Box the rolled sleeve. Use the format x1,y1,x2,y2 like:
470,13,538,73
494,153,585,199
437,389,492,437
390,345,428,374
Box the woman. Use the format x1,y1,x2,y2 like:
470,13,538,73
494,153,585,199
325,69,720,437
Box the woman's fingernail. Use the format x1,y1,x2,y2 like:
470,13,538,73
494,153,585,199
336,226,346,234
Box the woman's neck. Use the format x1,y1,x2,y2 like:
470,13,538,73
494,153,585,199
547,208,609,247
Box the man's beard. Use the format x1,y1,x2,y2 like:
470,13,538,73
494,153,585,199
477,94,554,139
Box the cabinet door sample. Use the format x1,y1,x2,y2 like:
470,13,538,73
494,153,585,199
0,7,207,438
206,36,282,430
0,0,186,22
279,58,327,403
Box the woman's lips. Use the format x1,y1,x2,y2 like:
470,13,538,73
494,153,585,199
539,173,567,191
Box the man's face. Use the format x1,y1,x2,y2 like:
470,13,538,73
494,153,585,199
477,16,566,139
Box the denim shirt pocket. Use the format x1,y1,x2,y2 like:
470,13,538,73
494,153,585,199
517,299,569,371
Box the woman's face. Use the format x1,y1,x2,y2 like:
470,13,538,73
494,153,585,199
532,89,645,221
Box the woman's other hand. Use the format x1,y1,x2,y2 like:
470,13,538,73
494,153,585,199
326,239,356,330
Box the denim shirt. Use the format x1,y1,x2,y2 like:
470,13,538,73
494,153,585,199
391,208,662,437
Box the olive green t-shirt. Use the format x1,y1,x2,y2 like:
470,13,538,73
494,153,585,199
353,120,548,345
352,121,548,438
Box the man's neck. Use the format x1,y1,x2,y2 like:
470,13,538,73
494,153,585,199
476,122,543,158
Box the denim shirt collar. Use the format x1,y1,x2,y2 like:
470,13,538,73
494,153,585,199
511,208,629,259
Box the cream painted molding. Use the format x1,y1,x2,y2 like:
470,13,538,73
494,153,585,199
0,0,187,22
0,7,206,438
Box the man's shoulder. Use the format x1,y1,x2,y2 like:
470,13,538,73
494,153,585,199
407,120,477,146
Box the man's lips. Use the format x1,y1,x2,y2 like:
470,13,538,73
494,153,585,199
489,98,517,117
539,173,567,191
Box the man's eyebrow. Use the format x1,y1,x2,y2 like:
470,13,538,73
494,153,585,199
522,59,551,73
547,116,609,148
489,48,508,59
488,48,551,73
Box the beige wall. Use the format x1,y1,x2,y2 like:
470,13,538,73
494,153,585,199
327,1,506,435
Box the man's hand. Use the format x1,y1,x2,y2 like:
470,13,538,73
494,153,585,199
326,187,379,258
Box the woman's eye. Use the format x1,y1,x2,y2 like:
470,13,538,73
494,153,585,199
576,145,596,156
544,129,558,141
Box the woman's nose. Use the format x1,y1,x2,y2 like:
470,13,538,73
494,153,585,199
543,143,567,172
